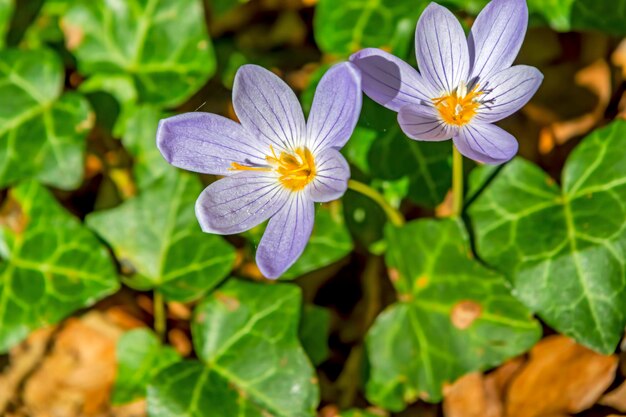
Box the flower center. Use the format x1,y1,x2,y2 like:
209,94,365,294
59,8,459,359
432,83,483,126
230,146,316,191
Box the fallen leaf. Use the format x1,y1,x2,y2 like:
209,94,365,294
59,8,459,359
599,379,626,412
22,312,124,417
505,335,618,417
443,372,500,417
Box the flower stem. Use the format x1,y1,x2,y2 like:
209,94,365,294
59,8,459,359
452,146,464,217
153,290,166,341
347,179,405,227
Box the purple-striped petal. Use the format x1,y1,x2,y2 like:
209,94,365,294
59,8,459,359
308,148,350,202
233,64,306,151
256,193,314,279
307,62,362,152
349,48,434,112
195,172,289,235
156,112,267,176
468,0,528,81
398,104,458,141
453,123,518,164
415,3,470,94
476,65,543,123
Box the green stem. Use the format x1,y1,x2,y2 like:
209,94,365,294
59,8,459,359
452,146,464,217
347,179,405,227
153,291,166,341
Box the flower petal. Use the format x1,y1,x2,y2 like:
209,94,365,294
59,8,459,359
195,171,289,235
349,48,434,112
307,62,362,152
308,148,350,202
156,112,267,176
256,193,315,279
233,64,306,151
398,104,458,141
415,3,470,94
468,0,528,81
453,123,518,164
476,65,543,123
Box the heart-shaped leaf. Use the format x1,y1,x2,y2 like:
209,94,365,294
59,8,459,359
366,219,540,409
0,181,119,352
147,279,319,417
468,120,626,354
86,172,236,302
112,328,181,405
0,49,93,189
63,0,215,108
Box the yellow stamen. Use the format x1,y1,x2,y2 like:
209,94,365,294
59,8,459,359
230,145,316,192
432,83,483,126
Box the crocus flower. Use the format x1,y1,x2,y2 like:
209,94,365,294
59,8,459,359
156,63,361,278
350,0,542,164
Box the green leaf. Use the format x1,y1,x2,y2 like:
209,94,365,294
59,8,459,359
358,99,452,208
0,181,119,352
0,49,93,189
366,219,540,409
244,205,353,280
147,280,320,417
299,305,331,366
119,105,172,190
0,0,13,48
314,0,420,57
283,205,353,279
113,328,181,405
208,0,250,16
86,172,236,302
468,120,626,354
340,410,387,417
63,0,215,108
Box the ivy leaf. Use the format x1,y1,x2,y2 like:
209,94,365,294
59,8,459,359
118,105,172,190
366,219,540,409
283,205,353,279
299,305,331,366
63,0,215,108
113,328,181,405
0,181,119,352
86,172,236,302
244,205,353,280
0,49,93,190
0,0,12,48
468,121,626,354
147,280,320,417
314,0,419,57
359,99,452,208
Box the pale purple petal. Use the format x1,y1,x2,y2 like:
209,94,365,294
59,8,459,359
453,123,518,164
349,48,435,112
195,172,289,235
233,64,306,151
398,104,458,141
468,0,528,81
415,3,470,94
156,113,267,176
307,62,362,153
308,148,350,202
256,193,314,279
476,65,543,123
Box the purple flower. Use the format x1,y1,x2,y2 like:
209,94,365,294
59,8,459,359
156,63,362,278
349,0,543,164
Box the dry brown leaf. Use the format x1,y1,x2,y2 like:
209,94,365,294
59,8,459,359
599,379,626,412
0,328,53,414
505,335,618,417
612,39,626,78
21,312,124,417
443,372,501,417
